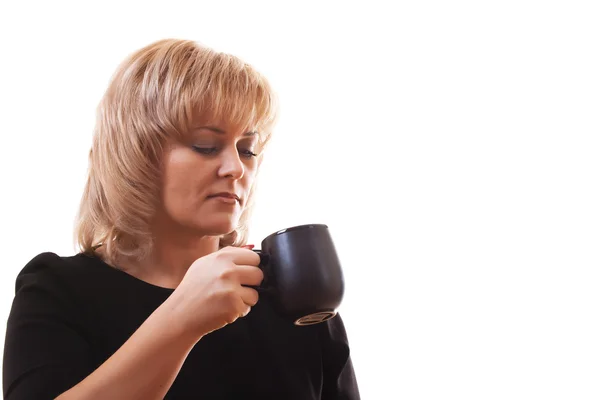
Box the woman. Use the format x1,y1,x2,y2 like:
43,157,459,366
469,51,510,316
2,39,359,399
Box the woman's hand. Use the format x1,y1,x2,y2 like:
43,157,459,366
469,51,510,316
168,246,263,339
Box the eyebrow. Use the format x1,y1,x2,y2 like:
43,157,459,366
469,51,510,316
195,126,257,136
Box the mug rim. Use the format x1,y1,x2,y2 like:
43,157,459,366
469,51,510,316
266,223,329,240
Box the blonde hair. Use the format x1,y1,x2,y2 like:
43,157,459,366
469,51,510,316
75,39,279,265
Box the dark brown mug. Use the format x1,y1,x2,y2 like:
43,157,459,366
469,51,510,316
251,224,345,326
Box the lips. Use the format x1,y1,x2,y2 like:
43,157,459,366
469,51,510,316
208,192,240,202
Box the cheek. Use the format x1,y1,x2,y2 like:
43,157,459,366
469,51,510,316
162,154,186,193
161,148,210,205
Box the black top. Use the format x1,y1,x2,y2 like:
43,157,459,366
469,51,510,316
3,252,360,399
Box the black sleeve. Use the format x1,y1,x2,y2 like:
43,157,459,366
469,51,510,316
2,254,94,400
319,313,361,400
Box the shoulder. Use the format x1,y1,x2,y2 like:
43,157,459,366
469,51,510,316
14,252,102,294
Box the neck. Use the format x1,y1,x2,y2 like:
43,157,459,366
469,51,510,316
113,223,221,290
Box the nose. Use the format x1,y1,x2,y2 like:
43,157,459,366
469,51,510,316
217,147,244,179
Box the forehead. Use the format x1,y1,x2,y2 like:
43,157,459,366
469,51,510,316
190,126,258,140
193,114,257,133
188,116,262,142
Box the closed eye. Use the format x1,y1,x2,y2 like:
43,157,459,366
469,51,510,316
192,146,258,159
192,146,218,155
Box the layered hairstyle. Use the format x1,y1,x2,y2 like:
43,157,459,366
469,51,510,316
75,39,279,265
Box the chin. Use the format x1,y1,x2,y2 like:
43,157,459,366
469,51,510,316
192,218,239,237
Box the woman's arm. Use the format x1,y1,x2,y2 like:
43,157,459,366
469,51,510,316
60,246,262,399
56,295,198,400
3,247,262,400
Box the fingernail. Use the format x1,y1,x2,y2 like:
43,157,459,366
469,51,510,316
242,244,255,249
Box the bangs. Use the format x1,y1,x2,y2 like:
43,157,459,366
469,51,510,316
192,57,278,146
159,44,279,147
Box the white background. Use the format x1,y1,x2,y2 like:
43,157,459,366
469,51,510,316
1,1,599,399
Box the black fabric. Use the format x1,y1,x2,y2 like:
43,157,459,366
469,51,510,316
3,252,360,399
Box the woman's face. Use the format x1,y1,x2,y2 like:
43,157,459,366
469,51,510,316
156,121,260,237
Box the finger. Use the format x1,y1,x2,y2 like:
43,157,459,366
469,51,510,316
235,264,264,286
239,286,259,307
225,246,261,267
233,296,252,319
240,304,252,318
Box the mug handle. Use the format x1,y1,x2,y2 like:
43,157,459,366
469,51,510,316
244,249,272,293
252,249,270,267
